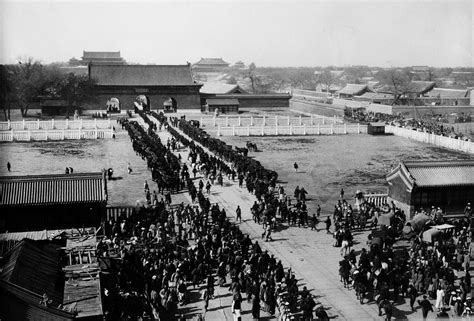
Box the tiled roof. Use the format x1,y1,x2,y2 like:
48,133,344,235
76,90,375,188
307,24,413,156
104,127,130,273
426,87,468,98
194,58,230,66
338,84,368,95
356,92,394,100
0,239,64,305
409,81,435,94
206,98,240,105
82,51,121,59
0,173,107,207
404,160,474,187
200,82,247,94
90,64,197,86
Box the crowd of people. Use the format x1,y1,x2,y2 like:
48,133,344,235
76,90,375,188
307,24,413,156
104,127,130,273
345,109,470,140
332,192,473,320
100,112,332,320
108,110,472,320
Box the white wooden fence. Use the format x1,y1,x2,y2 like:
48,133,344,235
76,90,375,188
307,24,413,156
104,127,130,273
199,115,343,128
385,125,474,154
0,128,114,142
0,119,112,131
210,123,367,136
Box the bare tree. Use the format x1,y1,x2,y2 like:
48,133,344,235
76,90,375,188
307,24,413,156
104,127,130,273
0,65,13,120
245,62,257,93
375,69,411,105
316,70,336,92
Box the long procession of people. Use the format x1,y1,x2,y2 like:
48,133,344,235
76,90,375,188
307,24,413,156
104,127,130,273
103,112,329,320
109,110,472,320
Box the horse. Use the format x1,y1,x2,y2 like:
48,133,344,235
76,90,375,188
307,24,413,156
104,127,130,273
235,147,249,157
246,142,258,152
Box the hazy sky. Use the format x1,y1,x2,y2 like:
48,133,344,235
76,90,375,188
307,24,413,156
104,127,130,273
0,0,472,67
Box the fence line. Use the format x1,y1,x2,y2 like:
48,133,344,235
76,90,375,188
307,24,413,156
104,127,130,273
385,125,474,154
208,124,367,136
199,115,343,128
106,206,135,222
364,193,389,208
0,128,114,142
0,119,112,131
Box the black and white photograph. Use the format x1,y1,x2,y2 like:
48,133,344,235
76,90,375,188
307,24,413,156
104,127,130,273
0,0,473,320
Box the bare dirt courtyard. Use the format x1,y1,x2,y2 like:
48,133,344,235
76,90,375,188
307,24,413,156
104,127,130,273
214,133,473,215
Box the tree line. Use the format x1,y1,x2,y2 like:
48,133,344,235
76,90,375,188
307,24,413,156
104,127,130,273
0,57,96,120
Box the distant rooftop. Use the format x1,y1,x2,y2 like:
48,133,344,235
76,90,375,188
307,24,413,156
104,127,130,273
82,51,122,59
194,58,230,66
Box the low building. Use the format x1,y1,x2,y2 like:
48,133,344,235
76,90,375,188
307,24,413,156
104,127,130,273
338,84,369,99
87,64,202,111
192,58,230,72
0,172,107,232
367,122,386,135
387,160,474,217
81,51,125,65
39,97,75,116
200,82,248,95
0,228,103,320
353,92,394,105
204,98,239,114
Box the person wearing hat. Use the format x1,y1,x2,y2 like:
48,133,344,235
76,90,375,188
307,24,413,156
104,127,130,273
418,295,434,321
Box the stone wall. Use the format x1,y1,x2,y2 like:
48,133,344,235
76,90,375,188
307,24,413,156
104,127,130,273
289,99,345,117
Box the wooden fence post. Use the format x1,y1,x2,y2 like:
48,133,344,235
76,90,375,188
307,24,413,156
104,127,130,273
225,116,229,127
275,115,278,126
217,125,221,136
247,125,250,136
45,129,48,141
95,128,99,139
80,118,83,129
358,123,360,134
213,117,216,127
317,123,320,135
66,118,69,129
7,119,11,130
238,116,241,127
27,130,31,141
62,129,65,140
322,116,325,125
37,119,40,129
299,115,302,125
303,124,306,135
310,115,314,125
232,125,235,136
263,115,266,126
275,123,278,135
331,123,334,135
261,124,264,136
250,116,254,126
51,119,55,129
290,124,293,135
23,119,26,130
287,116,290,126
10,129,14,141
344,123,347,134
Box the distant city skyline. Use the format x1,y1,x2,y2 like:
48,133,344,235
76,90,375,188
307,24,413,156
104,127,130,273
0,0,472,67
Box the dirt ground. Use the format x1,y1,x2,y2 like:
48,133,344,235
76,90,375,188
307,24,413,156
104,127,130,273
215,133,473,215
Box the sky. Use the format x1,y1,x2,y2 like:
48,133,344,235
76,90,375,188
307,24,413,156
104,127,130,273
0,0,472,67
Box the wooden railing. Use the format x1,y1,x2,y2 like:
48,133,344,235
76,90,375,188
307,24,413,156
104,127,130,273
0,128,114,142
0,119,112,131
364,193,389,208
106,206,136,222
385,125,474,154
208,123,367,136
199,115,343,128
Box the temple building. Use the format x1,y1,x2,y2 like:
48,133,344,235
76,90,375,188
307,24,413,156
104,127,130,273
192,58,230,72
80,51,125,65
86,64,202,111
386,160,474,217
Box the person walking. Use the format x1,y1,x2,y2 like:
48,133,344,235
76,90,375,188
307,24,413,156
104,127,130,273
7,162,11,172
325,216,331,234
232,291,242,321
127,163,133,174
340,187,344,200
293,162,298,172
236,205,242,222
418,295,434,320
